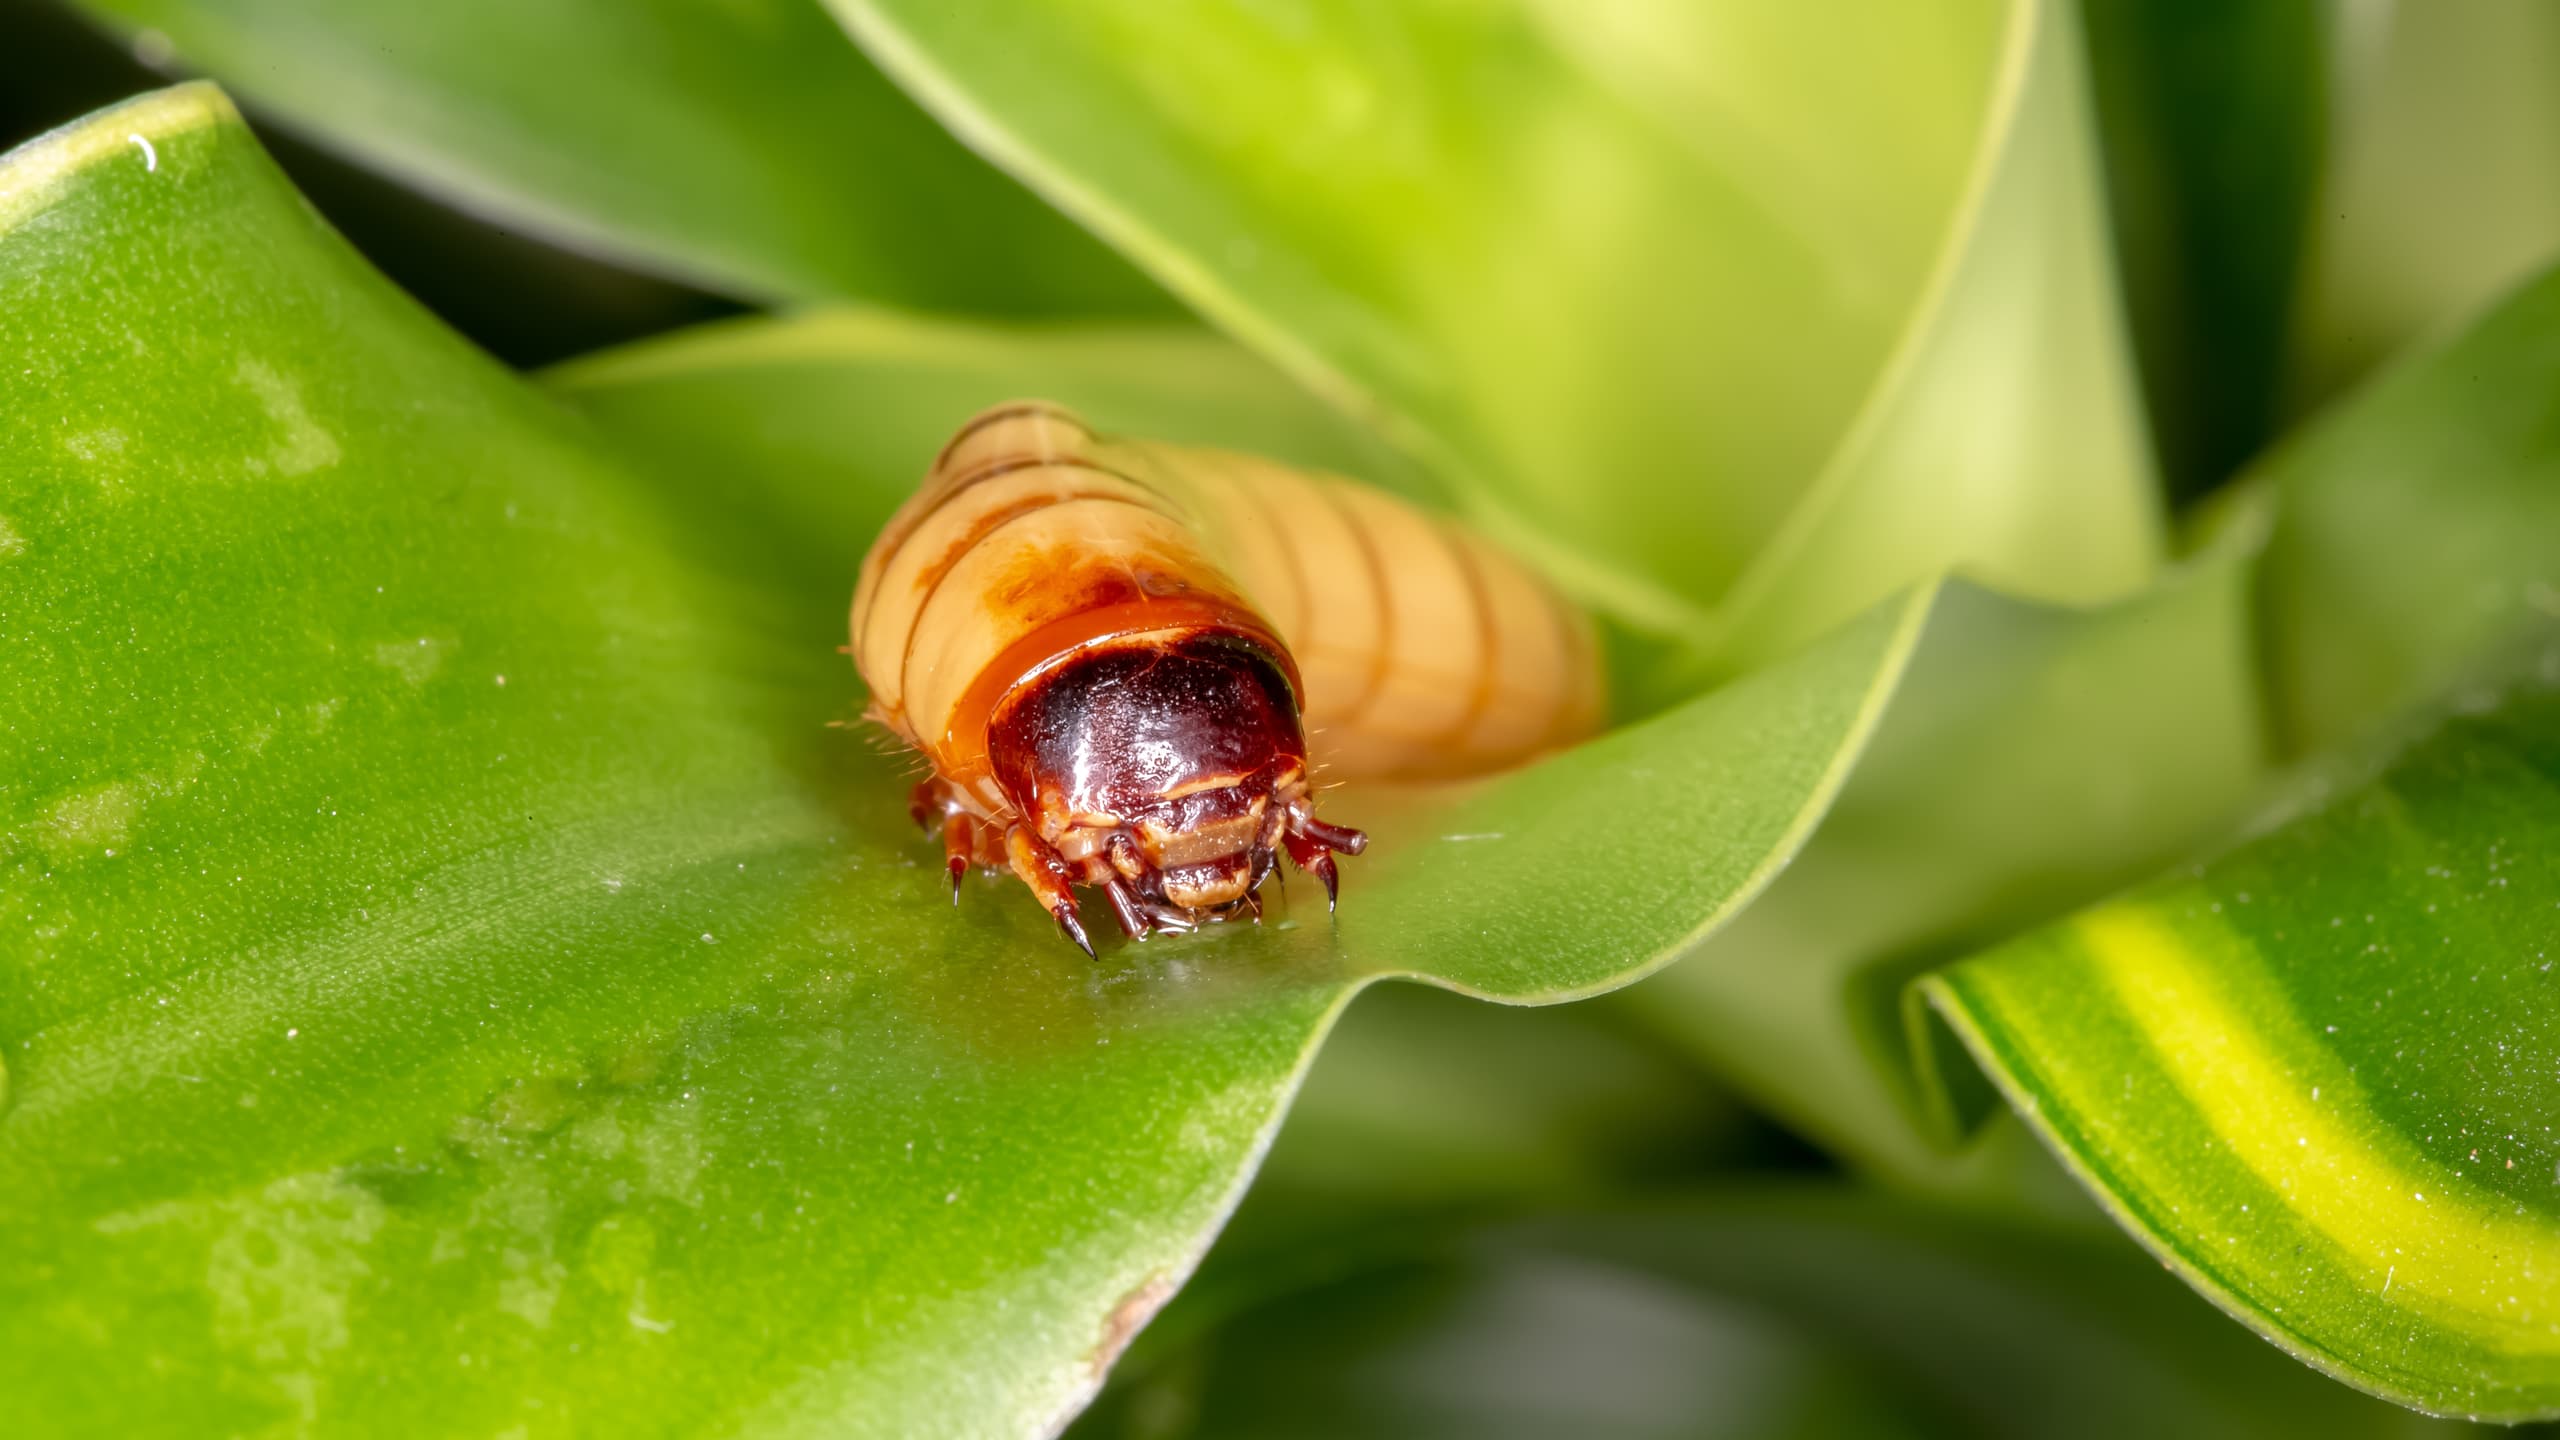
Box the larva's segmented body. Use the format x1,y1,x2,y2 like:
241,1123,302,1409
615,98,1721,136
850,401,1603,949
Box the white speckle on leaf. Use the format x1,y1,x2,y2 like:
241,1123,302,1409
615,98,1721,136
371,635,450,687
37,782,140,856
92,1171,386,1424
61,428,131,493
24,753,211,850
127,133,157,171
235,357,342,475
0,515,25,558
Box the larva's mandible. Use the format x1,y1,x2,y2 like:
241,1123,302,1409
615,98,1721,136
850,401,1604,950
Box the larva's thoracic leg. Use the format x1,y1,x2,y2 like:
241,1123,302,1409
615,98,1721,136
939,812,974,904
1282,831,1339,911
911,775,997,904
1282,804,1365,913
1294,813,1369,857
1005,824,1094,958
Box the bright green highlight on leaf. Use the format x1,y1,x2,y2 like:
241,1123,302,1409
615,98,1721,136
67,0,1164,313
830,0,2159,642
1,87,1940,1437
1930,652,2560,1419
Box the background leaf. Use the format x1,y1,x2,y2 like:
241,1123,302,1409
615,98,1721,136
2258,260,2560,755
0,0,752,369
1924,239,2560,1420
2289,0,2560,411
1622,517,2267,1193
3,88,1938,1437
829,0,2159,643
1218,982,1767,1223
2079,0,2328,499
1074,1189,2474,1440
61,0,1166,312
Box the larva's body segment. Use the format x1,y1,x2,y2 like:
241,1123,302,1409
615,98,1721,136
850,401,1603,948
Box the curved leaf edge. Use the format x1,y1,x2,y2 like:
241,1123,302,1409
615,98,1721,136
0,78,233,230
819,2,1424,472
57,12,830,308
1686,0,2040,652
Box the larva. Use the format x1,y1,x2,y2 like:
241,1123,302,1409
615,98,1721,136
850,401,1604,950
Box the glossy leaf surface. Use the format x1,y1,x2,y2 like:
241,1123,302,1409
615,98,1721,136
1932,643,2560,1419
67,0,1164,312
830,0,2160,644
1,88,1927,1437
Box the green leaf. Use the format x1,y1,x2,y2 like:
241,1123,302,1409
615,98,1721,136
2290,0,2560,409
1076,1189,2476,1440
2259,258,2560,756
828,0,2162,645
1620,516,2267,1193
65,0,1166,312
2,87,1932,1436
1926,640,2560,1420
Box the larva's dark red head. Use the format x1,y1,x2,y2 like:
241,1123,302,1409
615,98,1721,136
987,631,1366,944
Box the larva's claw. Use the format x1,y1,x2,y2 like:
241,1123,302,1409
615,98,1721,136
1314,851,1340,912
947,857,965,905
1054,902,1096,959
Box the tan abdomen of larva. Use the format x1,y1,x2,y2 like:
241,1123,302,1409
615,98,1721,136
850,402,1604,789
